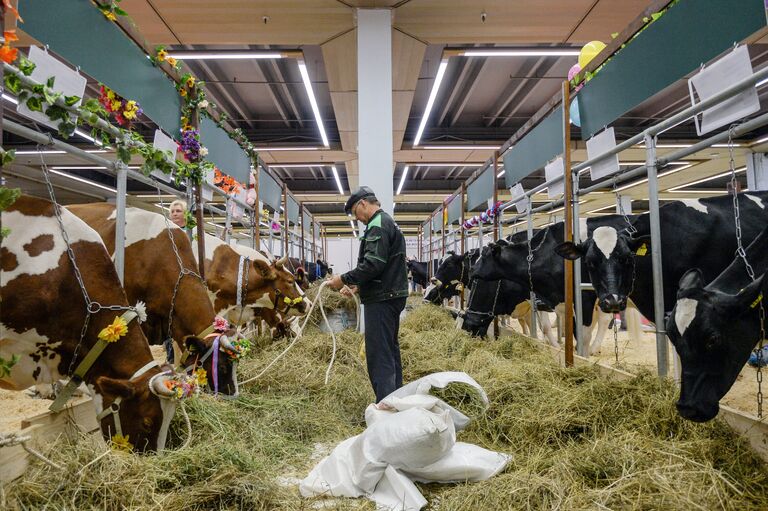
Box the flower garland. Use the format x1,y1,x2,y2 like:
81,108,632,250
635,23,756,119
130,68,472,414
0,30,18,65
162,372,202,400
462,201,504,231
151,45,179,71
98,85,142,128
97,0,128,22
213,167,243,196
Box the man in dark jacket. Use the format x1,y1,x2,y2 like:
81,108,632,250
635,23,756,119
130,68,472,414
328,186,409,403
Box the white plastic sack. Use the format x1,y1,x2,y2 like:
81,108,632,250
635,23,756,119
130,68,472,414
299,372,510,511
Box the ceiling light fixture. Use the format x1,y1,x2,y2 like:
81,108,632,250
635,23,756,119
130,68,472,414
413,59,449,146
167,51,285,60
47,168,116,193
417,145,500,150
298,61,330,148
2,93,18,104
668,167,746,191
461,49,580,57
331,166,345,194
254,146,321,151
269,163,329,168
396,166,409,195
406,162,484,167
497,170,505,178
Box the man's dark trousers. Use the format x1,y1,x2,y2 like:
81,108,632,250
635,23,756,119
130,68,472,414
364,297,406,402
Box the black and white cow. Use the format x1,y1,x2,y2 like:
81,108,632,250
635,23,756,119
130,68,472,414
666,225,768,422
407,258,441,289
471,217,640,354
555,193,768,323
424,249,480,304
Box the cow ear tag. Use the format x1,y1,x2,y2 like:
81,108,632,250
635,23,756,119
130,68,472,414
750,293,763,309
636,243,648,256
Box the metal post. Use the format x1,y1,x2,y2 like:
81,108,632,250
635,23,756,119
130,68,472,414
645,134,668,377
250,209,255,249
253,165,260,248
283,184,289,257
527,198,537,338
429,217,433,280
460,183,466,310
114,160,128,285
573,171,586,356
299,203,306,266
224,196,232,243
492,150,500,338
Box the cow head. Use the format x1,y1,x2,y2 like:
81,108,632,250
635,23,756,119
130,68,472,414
471,240,521,281
94,368,170,452
183,333,238,395
273,256,308,315
666,269,767,422
295,267,309,291
555,226,650,313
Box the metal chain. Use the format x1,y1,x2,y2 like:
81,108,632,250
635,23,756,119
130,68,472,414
613,316,620,364
613,174,637,236
39,150,133,378
154,181,204,341
727,125,764,417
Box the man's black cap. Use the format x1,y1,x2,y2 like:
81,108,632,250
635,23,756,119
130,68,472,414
344,186,377,215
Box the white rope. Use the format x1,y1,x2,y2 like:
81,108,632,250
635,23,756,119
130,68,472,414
239,281,359,386
178,401,193,450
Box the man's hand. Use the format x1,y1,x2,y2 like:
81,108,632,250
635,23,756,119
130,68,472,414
340,285,358,297
327,274,345,290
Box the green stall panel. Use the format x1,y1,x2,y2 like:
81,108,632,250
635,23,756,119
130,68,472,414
578,0,767,139
467,168,494,211
503,105,563,187
199,117,251,184
259,167,282,212
286,195,299,223
20,0,181,136
447,195,462,225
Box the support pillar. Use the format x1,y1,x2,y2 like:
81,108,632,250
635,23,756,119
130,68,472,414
357,9,393,214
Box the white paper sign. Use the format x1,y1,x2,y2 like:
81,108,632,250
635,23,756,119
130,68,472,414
17,46,87,133
202,170,214,201
231,188,246,220
510,183,528,214
689,45,759,136
587,127,621,181
544,157,565,199
151,129,177,183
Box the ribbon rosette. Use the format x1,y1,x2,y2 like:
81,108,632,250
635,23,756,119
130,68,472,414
163,372,202,400
223,337,251,361
98,316,128,343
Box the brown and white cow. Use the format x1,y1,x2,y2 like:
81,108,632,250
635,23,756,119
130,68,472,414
67,204,240,395
1,196,182,451
195,233,307,328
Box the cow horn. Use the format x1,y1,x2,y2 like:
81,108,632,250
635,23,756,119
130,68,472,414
275,256,287,269
219,334,235,352
151,374,176,397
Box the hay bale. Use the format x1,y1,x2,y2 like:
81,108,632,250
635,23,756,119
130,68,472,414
5,303,768,511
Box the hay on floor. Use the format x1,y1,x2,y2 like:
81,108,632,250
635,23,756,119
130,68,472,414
5,304,768,511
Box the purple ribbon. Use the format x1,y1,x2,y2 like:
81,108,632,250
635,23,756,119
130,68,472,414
212,335,220,396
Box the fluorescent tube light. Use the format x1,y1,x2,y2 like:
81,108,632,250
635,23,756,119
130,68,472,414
462,50,579,57
47,168,116,193
331,166,344,194
396,166,409,195
413,59,448,146
2,93,18,104
254,146,320,151
668,167,746,191
417,145,500,150
497,170,505,178
168,52,283,60
298,61,329,148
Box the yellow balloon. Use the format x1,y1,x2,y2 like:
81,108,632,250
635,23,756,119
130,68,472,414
578,40,606,69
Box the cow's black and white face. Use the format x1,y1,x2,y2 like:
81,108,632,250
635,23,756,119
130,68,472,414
666,269,765,422
556,226,649,312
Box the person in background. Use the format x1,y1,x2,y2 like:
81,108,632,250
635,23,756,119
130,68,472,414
328,186,409,405
169,199,187,228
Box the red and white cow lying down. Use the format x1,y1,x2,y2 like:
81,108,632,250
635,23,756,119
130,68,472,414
195,233,307,333
68,203,241,395
1,196,182,451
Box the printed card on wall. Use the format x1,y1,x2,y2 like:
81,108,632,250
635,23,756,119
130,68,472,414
17,46,87,134
510,183,528,214
689,45,759,135
151,129,177,183
544,157,565,199
586,127,620,181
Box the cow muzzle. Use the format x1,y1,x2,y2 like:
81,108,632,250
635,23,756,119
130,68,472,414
599,294,626,313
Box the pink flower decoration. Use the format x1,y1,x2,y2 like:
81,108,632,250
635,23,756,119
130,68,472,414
213,316,229,332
